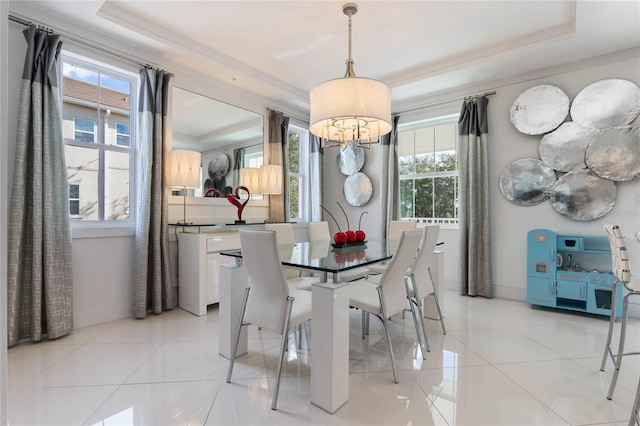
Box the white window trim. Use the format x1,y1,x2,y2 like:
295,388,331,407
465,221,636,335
115,121,130,147
73,117,96,143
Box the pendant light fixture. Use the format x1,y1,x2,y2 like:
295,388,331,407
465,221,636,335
309,3,392,149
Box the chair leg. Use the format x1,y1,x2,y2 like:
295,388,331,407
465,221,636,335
630,373,640,426
226,286,251,383
378,286,399,384
272,296,295,411
361,309,366,339
405,275,428,359
601,281,618,373
607,290,630,400
428,266,447,335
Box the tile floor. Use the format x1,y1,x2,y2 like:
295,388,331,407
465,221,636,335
7,289,640,425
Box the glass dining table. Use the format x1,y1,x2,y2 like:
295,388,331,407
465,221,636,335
219,239,393,414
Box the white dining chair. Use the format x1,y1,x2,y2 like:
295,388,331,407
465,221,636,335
368,220,418,275
308,221,370,282
406,225,446,346
226,229,313,411
600,224,640,401
348,230,424,383
265,223,317,289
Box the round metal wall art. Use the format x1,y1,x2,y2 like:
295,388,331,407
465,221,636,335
510,84,570,135
539,122,600,172
208,154,230,179
499,158,557,206
337,141,365,176
570,79,640,129
550,169,617,221
344,172,373,207
585,126,640,182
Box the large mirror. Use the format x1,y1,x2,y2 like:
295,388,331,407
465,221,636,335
171,87,264,198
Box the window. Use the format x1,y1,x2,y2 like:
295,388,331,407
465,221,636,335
287,124,308,221
69,184,80,216
62,53,137,223
74,118,95,142
115,122,130,147
398,114,459,227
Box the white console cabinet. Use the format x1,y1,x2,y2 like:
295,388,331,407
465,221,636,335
178,232,241,316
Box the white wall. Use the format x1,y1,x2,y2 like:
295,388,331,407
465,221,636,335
322,53,640,300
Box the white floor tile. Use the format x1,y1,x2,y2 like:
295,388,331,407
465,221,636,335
7,290,639,426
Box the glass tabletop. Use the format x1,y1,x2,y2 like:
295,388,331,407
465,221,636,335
221,239,393,274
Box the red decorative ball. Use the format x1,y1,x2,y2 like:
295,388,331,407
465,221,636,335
355,230,366,242
333,253,347,264
346,252,356,262
355,250,365,260
345,230,356,243
334,232,348,244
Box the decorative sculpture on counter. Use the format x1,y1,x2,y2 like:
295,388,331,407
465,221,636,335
226,186,250,224
320,203,367,247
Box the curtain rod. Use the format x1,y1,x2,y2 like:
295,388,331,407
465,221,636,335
8,13,174,77
393,90,496,116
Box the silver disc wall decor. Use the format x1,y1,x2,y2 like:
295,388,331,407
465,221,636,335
570,79,640,128
499,158,557,205
550,169,617,221
208,154,230,178
344,172,373,206
510,84,570,135
337,141,365,176
539,122,600,172
585,126,640,181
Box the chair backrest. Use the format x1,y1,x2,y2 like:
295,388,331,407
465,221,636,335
409,225,440,298
604,224,631,283
265,223,295,246
239,229,290,333
308,221,331,242
389,220,416,241
378,229,423,316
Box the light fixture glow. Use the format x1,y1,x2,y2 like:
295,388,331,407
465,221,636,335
309,3,391,149
240,167,262,194
260,164,282,195
169,149,201,224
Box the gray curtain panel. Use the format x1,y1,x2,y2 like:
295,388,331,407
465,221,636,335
308,135,322,221
232,147,245,188
133,68,174,318
7,26,74,347
267,110,289,222
380,115,400,239
458,96,492,297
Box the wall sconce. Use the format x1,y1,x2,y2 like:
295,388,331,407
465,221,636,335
260,164,282,195
169,149,201,224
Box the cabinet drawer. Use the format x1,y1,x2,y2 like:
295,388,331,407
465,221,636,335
556,280,586,301
206,235,240,252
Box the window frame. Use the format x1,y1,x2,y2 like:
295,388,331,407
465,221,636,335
397,113,459,229
115,121,130,147
73,117,96,143
68,183,81,218
61,51,138,233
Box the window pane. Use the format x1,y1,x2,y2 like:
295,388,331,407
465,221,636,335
434,176,456,218
69,200,80,216
74,118,95,143
415,178,434,218
400,179,415,218
65,145,99,221
288,132,300,173
435,123,457,172
105,151,130,220
289,176,299,218
69,184,79,199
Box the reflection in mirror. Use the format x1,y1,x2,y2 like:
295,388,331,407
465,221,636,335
171,87,264,197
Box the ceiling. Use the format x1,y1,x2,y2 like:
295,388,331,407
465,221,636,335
9,0,640,119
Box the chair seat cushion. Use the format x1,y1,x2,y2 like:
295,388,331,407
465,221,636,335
349,280,382,314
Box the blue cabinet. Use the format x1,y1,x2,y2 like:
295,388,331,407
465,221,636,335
527,229,621,317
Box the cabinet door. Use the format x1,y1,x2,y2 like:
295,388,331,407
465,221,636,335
556,280,586,301
527,276,556,307
527,229,556,279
